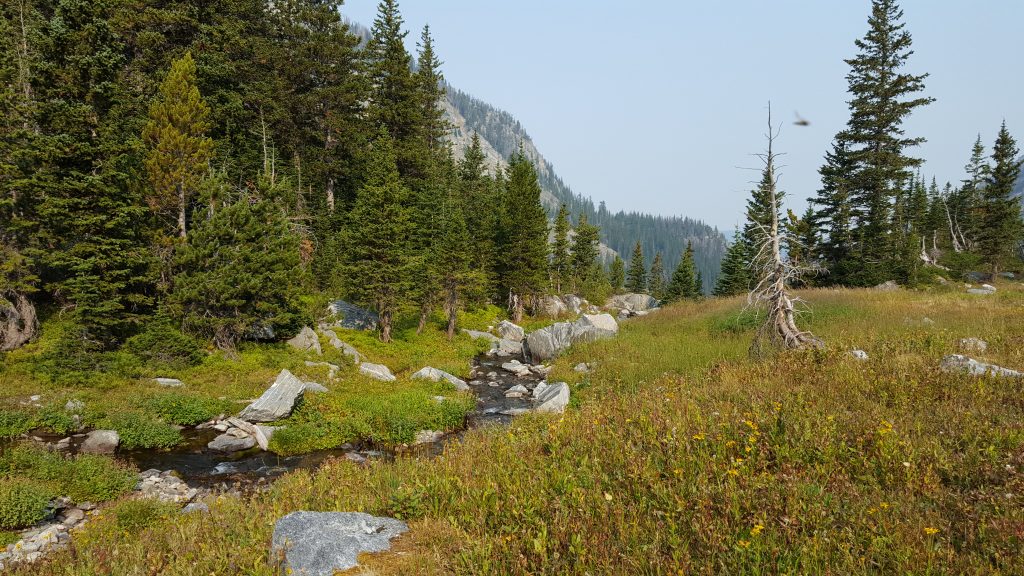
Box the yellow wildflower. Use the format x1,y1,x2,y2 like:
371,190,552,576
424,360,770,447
737,539,750,549
751,523,764,536
604,492,613,501
692,432,705,440
924,527,939,535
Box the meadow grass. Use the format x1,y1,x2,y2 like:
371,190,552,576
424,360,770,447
7,285,1024,574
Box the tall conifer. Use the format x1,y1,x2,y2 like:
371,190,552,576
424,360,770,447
625,241,647,293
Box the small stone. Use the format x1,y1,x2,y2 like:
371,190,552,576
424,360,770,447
359,362,396,382
849,350,869,360
64,399,84,412
181,502,209,514
504,384,529,398
153,377,184,387
573,362,591,373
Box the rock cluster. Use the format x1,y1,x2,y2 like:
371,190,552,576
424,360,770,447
605,293,659,318
203,417,278,453
525,313,619,362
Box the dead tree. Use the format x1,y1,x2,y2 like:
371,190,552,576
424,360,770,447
746,106,823,358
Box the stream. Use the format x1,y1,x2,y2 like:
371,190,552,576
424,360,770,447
20,354,545,490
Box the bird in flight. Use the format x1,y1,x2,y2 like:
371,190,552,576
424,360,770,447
793,112,810,127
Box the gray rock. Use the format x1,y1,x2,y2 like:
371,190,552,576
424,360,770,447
500,360,532,377
981,283,997,292
153,377,184,388
606,293,658,313
524,321,576,362
80,430,119,455
957,337,988,353
287,326,322,355
849,350,869,360
967,288,996,295
997,272,1016,279
327,301,379,331
536,295,569,318
874,280,901,291
574,362,592,373
304,361,340,379
940,354,1023,378
239,369,319,423
321,330,365,364
359,362,396,382
181,502,209,514
534,382,570,414
410,367,469,391
461,329,498,343
504,384,529,398
965,271,994,283
271,512,408,575
496,320,525,342
64,399,84,413
562,295,588,315
491,338,524,357
575,313,618,336
413,430,444,445
59,508,85,526
208,433,256,453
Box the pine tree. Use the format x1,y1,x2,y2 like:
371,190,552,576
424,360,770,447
459,133,499,299
30,0,154,345
713,230,751,297
497,151,549,322
550,204,571,293
168,194,302,352
811,138,855,280
742,161,784,274
784,208,818,284
434,165,477,339
625,241,647,293
344,131,414,342
142,52,212,240
569,213,600,293
665,242,699,302
608,256,625,293
977,122,1023,272
958,135,989,249
648,252,665,299
837,0,934,284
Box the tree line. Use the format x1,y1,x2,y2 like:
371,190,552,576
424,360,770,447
714,0,1023,296
0,0,626,353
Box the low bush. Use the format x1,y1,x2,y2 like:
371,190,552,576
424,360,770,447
101,412,181,450
111,499,177,532
123,321,204,369
0,445,137,503
0,409,33,439
145,393,231,426
0,478,54,530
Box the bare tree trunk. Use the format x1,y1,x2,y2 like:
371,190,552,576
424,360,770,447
0,291,38,351
445,282,458,341
326,178,335,212
380,310,392,343
177,181,187,238
416,304,430,335
509,291,523,323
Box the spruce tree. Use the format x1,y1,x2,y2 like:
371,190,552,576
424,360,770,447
648,252,665,300
168,194,302,352
665,242,699,302
551,204,571,293
608,256,625,293
625,241,647,293
977,122,1023,272
142,52,213,240
810,138,855,280
458,133,499,299
497,151,548,322
838,0,934,284
434,168,476,339
569,213,600,293
713,230,751,297
742,162,784,274
344,131,414,342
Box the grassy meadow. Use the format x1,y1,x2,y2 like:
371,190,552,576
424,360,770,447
5,283,1024,574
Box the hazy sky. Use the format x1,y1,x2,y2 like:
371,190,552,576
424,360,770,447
341,1,1023,231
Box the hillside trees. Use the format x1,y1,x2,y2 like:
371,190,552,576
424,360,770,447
551,204,571,293
665,242,701,302
498,151,549,322
977,122,1023,272
648,252,665,299
625,242,647,293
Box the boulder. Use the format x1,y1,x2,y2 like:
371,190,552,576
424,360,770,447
207,433,256,453
957,337,988,353
239,369,322,423
562,295,589,315
997,272,1016,279
967,287,996,295
940,354,1022,378
500,360,532,377
504,384,529,398
981,284,997,292
573,362,592,373
491,338,524,357
410,367,469,391
321,330,365,364
535,382,570,414
965,271,994,283
536,295,569,318
461,328,499,343
287,326,322,355
413,430,444,445
153,378,184,388
524,322,576,362
496,320,525,342
359,362,396,382
226,418,276,451
576,313,618,335
606,293,658,313
271,512,408,576
874,280,901,291
327,300,379,331
80,430,119,455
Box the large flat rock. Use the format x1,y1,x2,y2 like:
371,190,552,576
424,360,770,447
941,354,1022,378
411,367,469,391
271,512,408,575
238,369,321,423
360,362,396,382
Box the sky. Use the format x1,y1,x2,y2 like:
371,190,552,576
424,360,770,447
341,1,1023,231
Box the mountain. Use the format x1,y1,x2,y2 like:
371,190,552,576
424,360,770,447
1014,157,1024,201
347,19,727,292
444,87,727,292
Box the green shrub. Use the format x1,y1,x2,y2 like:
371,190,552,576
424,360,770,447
0,530,20,547
102,412,181,450
0,445,137,503
35,406,78,435
0,478,54,529
111,499,177,532
269,421,353,456
123,321,204,368
145,393,230,426
0,409,33,439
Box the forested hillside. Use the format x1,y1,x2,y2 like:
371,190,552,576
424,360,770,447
445,88,727,291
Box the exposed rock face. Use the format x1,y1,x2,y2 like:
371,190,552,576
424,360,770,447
0,291,38,352
359,362,396,382
491,338,524,357
496,320,525,341
287,326,322,355
957,338,988,353
327,301,379,331
536,295,569,318
535,382,570,414
576,313,619,336
606,293,658,314
940,354,1022,378
524,322,576,362
80,430,119,454
239,369,322,423
410,367,469,391
271,512,408,576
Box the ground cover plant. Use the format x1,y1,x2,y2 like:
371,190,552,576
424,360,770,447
2,284,1019,574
